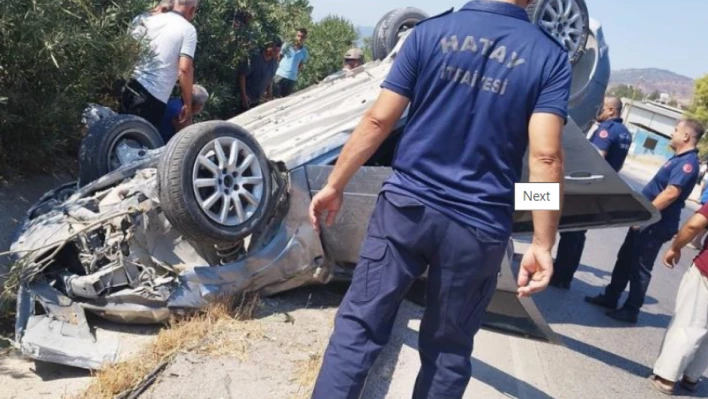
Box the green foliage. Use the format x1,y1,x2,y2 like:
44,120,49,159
0,0,356,175
0,0,152,175
607,84,646,101
647,90,660,101
686,74,708,158
362,36,373,63
296,15,358,90
191,0,313,120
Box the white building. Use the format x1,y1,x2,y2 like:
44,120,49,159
619,98,685,163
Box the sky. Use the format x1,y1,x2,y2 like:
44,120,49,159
309,0,708,79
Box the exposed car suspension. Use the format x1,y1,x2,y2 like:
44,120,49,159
214,241,246,265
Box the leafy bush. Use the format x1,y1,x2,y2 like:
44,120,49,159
0,0,359,176
0,0,152,176
686,75,708,158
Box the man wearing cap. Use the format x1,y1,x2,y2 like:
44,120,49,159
343,48,364,71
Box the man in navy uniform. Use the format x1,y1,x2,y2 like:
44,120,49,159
586,119,705,323
308,1,571,398
551,96,632,289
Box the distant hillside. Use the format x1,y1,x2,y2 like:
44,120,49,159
609,68,695,103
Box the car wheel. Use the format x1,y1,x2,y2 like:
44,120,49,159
372,8,430,61
78,114,164,187
157,121,273,244
526,0,590,65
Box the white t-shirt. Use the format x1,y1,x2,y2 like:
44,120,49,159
131,11,197,103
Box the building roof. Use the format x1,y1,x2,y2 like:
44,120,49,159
620,97,685,120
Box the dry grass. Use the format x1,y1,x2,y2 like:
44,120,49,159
74,292,262,399
290,353,324,399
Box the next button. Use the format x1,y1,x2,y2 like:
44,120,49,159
514,183,561,211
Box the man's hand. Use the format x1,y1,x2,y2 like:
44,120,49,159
663,247,680,269
178,104,192,124
241,94,251,110
309,185,343,234
517,244,554,297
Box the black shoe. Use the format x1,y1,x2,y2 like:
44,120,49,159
605,308,638,324
549,278,571,290
584,294,618,310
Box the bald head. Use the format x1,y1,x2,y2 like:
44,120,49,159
597,96,623,122
606,97,622,114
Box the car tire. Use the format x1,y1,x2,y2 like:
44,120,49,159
78,114,164,187
526,0,590,65
157,121,273,244
372,8,430,61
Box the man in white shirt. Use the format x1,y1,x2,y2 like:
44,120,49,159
121,0,199,127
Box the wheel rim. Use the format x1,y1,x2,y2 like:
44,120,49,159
537,0,586,56
108,131,151,171
192,137,265,227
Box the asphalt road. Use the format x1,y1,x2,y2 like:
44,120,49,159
360,160,708,399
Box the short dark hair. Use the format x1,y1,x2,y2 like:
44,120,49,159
297,28,308,36
683,118,706,142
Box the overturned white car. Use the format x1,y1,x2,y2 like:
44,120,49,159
7,2,658,370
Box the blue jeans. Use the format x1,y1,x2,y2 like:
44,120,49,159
311,192,508,399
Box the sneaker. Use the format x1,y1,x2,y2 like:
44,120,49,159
605,308,638,324
584,294,617,310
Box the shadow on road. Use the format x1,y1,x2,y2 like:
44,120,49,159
361,304,554,399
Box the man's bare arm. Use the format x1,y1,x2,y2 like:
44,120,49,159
652,186,681,211
527,113,565,251
178,56,194,121
326,89,410,191
671,212,708,250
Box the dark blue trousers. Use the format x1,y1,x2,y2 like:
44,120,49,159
311,192,507,399
552,230,587,284
604,226,671,315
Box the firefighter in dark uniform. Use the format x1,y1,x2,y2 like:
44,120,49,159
551,96,632,289
308,1,571,398
586,119,705,323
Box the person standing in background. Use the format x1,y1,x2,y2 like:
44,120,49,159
551,96,632,289
649,201,708,395
273,29,309,98
122,0,199,127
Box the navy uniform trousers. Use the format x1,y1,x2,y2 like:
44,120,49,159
311,191,507,399
553,230,587,284
603,226,672,315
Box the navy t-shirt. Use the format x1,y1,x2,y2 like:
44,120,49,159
380,1,572,240
642,149,700,236
158,98,184,142
238,52,278,103
589,117,632,172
